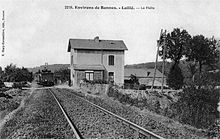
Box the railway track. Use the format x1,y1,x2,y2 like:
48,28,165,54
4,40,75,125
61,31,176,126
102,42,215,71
49,88,164,139
48,88,82,139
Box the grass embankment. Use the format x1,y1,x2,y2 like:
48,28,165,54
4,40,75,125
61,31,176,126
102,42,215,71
0,89,30,121
0,89,75,139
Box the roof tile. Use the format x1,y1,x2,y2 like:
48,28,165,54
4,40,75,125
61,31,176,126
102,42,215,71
68,38,128,52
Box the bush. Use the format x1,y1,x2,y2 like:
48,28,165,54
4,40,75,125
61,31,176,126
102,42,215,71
171,85,219,129
167,64,184,90
87,91,92,94
1,64,33,82
139,84,146,90
155,100,161,114
54,68,70,83
82,78,108,84
0,80,5,88
0,93,12,99
12,82,23,89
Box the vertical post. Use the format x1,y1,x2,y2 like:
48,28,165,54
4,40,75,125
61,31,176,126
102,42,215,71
161,30,167,93
101,48,103,65
151,29,163,91
218,102,220,120
218,44,220,121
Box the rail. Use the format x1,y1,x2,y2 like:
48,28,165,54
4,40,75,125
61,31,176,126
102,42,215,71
48,88,82,139
59,88,165,139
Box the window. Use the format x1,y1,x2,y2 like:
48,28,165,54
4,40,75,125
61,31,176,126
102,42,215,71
108,55,114,66
85,71,94,81
71,55,73,65
108,72,114,82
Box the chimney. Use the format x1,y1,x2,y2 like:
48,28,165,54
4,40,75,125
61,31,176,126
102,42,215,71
94,36,99,43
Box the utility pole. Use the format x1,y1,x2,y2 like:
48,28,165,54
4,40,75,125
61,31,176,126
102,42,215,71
151,29,163,91
218,42,220,123
161,30,167,93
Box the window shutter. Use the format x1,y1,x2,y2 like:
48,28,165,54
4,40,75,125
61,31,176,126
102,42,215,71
108,55,114,65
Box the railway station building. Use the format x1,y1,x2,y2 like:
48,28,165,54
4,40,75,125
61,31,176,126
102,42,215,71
67,36,128,86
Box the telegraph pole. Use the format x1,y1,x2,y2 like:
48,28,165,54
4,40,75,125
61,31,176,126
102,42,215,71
161,30,167,93
151,29,163,91
218,42,220,122
215,43,220,137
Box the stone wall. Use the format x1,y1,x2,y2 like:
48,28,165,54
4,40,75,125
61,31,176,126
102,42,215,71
80,83,179,111
116,88,179,110
80,83,109,95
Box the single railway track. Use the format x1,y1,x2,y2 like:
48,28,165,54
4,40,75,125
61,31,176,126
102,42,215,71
48,88,83,139
54,88,165,139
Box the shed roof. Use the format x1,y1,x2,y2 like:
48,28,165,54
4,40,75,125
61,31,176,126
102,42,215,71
124,68,165,78
138,78,167,86
124,68,148,77
67,37,128,52
146,80,168,87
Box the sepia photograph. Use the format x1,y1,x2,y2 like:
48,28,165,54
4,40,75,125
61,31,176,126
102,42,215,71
0,0,220,138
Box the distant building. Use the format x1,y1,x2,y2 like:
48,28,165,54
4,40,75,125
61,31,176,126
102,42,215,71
67,36,128,86
124,68,167,88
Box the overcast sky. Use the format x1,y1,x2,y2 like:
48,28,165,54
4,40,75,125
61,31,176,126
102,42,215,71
0,0,220,68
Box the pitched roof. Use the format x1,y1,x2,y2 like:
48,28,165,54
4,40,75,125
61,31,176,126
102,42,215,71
145,68,165,78
124,68,165,78
67,38,128,52
73,64,105,70
124,68,148,77
139,78,167,86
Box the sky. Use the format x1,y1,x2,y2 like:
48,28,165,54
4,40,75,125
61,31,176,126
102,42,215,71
0,0,220,69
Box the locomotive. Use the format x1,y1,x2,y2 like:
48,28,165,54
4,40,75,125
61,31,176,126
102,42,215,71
35,67,54,87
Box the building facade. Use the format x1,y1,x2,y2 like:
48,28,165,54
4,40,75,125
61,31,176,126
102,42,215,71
67,36,127,86
124,68,167,88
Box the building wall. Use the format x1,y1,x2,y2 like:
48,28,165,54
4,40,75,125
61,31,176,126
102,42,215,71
70,49,77,86
102,51,124,85
76,50,102,65
70,49,125,85
75,70,104,84
94,71,103,80
76,70,85,84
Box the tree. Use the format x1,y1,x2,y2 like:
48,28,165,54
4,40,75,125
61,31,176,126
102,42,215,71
193,71,220,89
0,66,2,74
4,64,17,75
187,61,197,83
185,35,219,74
128,74,139,89
54,68,70,82
159,28,191,89
167,64,184,90
159,28,191,66
16,67,33,82
129,74,139,85
1,64,33,82
0,79,4,88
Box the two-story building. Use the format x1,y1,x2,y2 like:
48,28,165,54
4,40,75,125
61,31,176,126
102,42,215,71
67,36,128,86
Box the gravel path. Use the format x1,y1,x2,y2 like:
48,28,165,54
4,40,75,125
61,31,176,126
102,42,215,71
0,89,75,139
